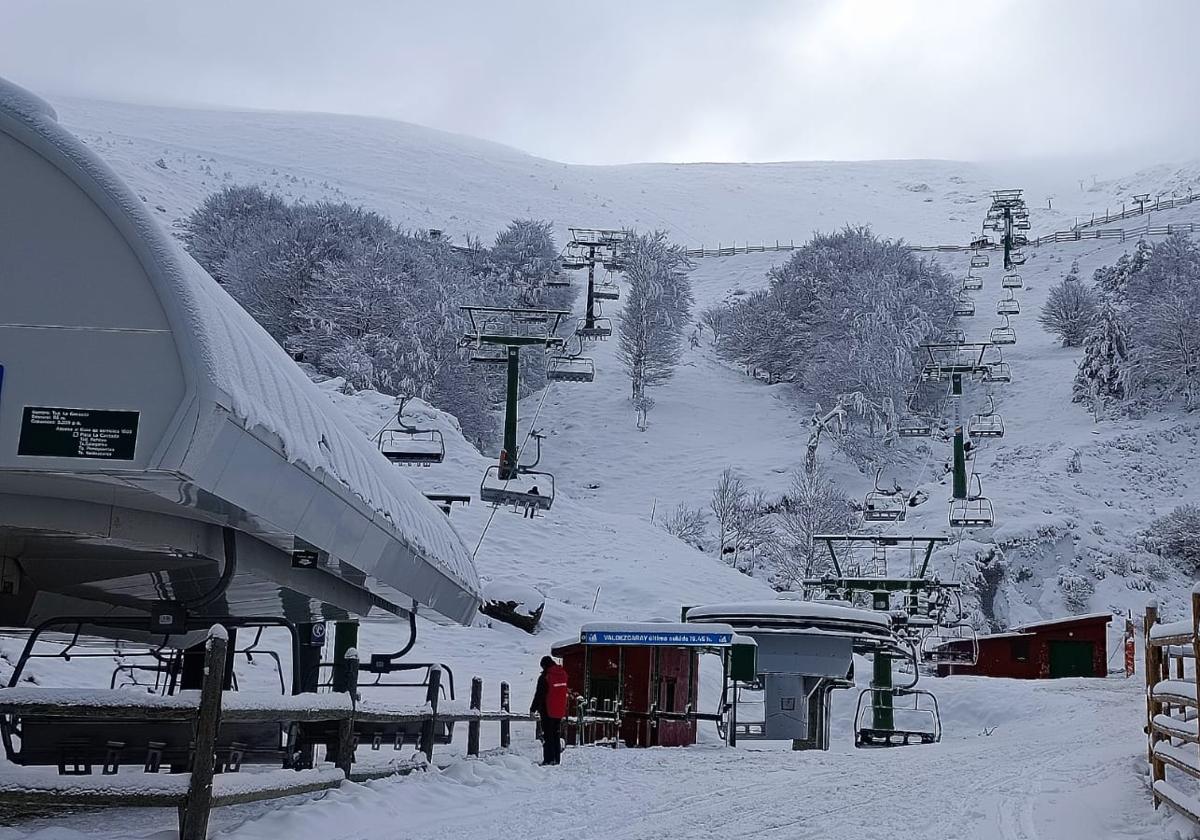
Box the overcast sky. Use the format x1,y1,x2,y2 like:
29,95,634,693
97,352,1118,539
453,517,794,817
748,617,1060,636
2,0,1197,166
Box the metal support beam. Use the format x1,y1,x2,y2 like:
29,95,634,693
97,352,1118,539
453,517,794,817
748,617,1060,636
501,346,520,480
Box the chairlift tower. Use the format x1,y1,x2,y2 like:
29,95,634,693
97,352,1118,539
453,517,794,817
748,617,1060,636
984,189,1029,271
804,535,953,747
567,228,627,340
461,306,570,511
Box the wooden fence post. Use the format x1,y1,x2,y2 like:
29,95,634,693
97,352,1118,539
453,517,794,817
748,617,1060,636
500,682,511,749
1145,603,1161,769
468,677,483,757
419,666,442,764
333,647,358,775
180,626,229,840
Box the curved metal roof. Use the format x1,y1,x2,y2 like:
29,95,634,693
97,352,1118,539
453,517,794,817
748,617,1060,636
0,76,481,624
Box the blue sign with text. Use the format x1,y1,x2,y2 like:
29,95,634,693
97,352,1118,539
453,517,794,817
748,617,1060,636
581,630,733,647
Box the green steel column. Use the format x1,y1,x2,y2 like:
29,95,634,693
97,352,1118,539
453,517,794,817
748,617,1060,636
332,620,359,694
871,589,894,731
501,346,520,480
953,428,968,500
1003,207,1013,271
585,245,597,329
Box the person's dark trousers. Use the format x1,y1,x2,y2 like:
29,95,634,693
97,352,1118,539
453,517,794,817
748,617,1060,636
541,716,562,765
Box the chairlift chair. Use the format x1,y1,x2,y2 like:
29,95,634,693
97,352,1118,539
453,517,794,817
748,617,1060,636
969,254,989,269
593,281,620,301
941,328,966,344
576,317,613,340
920,622,979,666
967,396,1005,439
982,362,1012,384
989,317,1016,346
898,414,934,438
953,297,976,317
479,432,555,512
378,429,445,466
962,274,983,292
1008,249,1027,265
546,273,572,288
1001,272,1023,289
376,397,446,465
863,470,907,522
996,296,1020,316
948,495,994,528
546,354,595,383
469,346,509,365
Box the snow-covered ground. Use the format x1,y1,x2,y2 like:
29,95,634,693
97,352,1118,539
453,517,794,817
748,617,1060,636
54,96,1200,250
5,93,1200,839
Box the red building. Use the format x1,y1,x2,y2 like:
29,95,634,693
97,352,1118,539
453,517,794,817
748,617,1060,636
551,622,734,748
939,613,1112,679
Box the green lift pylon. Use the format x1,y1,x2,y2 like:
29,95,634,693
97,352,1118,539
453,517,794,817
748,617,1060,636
461,306,569,512
805,535,950,747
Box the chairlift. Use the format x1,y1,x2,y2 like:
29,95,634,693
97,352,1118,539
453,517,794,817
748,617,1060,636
863,469,907,522
855,684,942,747
962,274,983,292
593,280,620,301
546,273,572,288
996,296,1020,316
948,495,994,528
1001,272,1023,290
953,296,976,317
479,432,555,512
967,395,1005,439
941,328,966,344
1014,219,1031,231
376,397,446,465
898,413,934,438
576,317,613,340
470,346,509,365
546,354,595,383
969,254,989,268
989,316,1016,346
920,622,979,667
983,362,1012,384
1007,249,1027,265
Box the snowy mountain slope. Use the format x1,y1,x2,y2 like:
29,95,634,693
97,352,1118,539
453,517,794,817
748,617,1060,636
52,95,1189,250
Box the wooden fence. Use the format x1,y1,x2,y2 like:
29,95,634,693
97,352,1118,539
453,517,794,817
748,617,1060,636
0,626,533,839
1072,191,1200,231
685,201,1200,259
1144,594,1200,824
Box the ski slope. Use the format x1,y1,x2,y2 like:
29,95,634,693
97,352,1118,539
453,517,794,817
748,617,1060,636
5,93,1200,840
53,95,1200,250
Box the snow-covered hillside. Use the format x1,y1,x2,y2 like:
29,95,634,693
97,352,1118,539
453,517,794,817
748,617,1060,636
54,95,1198,250
9,93,1200,840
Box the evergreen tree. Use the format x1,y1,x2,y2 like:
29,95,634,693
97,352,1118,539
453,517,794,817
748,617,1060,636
1073,301,1130,407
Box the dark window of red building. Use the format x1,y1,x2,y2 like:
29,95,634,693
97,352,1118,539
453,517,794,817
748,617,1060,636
1011,638,1030,662
662,679,677,712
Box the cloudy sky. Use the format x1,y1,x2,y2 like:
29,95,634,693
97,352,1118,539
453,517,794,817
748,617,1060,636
2,0,1197,166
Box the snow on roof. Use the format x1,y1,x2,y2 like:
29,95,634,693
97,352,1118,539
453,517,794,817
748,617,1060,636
1012,612,1113,632
0,75,480,622
686,600,891,627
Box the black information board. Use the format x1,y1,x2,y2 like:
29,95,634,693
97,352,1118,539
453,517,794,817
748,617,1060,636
18,406,139,460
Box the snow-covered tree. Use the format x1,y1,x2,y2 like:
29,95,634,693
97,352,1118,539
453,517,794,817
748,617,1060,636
1039,278,1099,347
710,226,953,453
491,219,574,311
1147,504,1200,573
769,463,856,591
658,503,709,551
710,467,747,563
616,230,694,415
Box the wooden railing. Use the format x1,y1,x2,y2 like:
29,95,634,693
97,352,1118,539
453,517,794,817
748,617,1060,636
0,626,532,839
1072,192,1200,231
1145,594,1200,824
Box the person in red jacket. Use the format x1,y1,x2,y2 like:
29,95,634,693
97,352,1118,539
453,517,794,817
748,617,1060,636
530,655,568,765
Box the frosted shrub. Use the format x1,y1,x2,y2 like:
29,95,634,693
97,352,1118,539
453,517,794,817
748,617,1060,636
769,463,856,590
659,503,709,551
1147,504,1200,573
1039,280,1098,347
1057,571,1095,613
